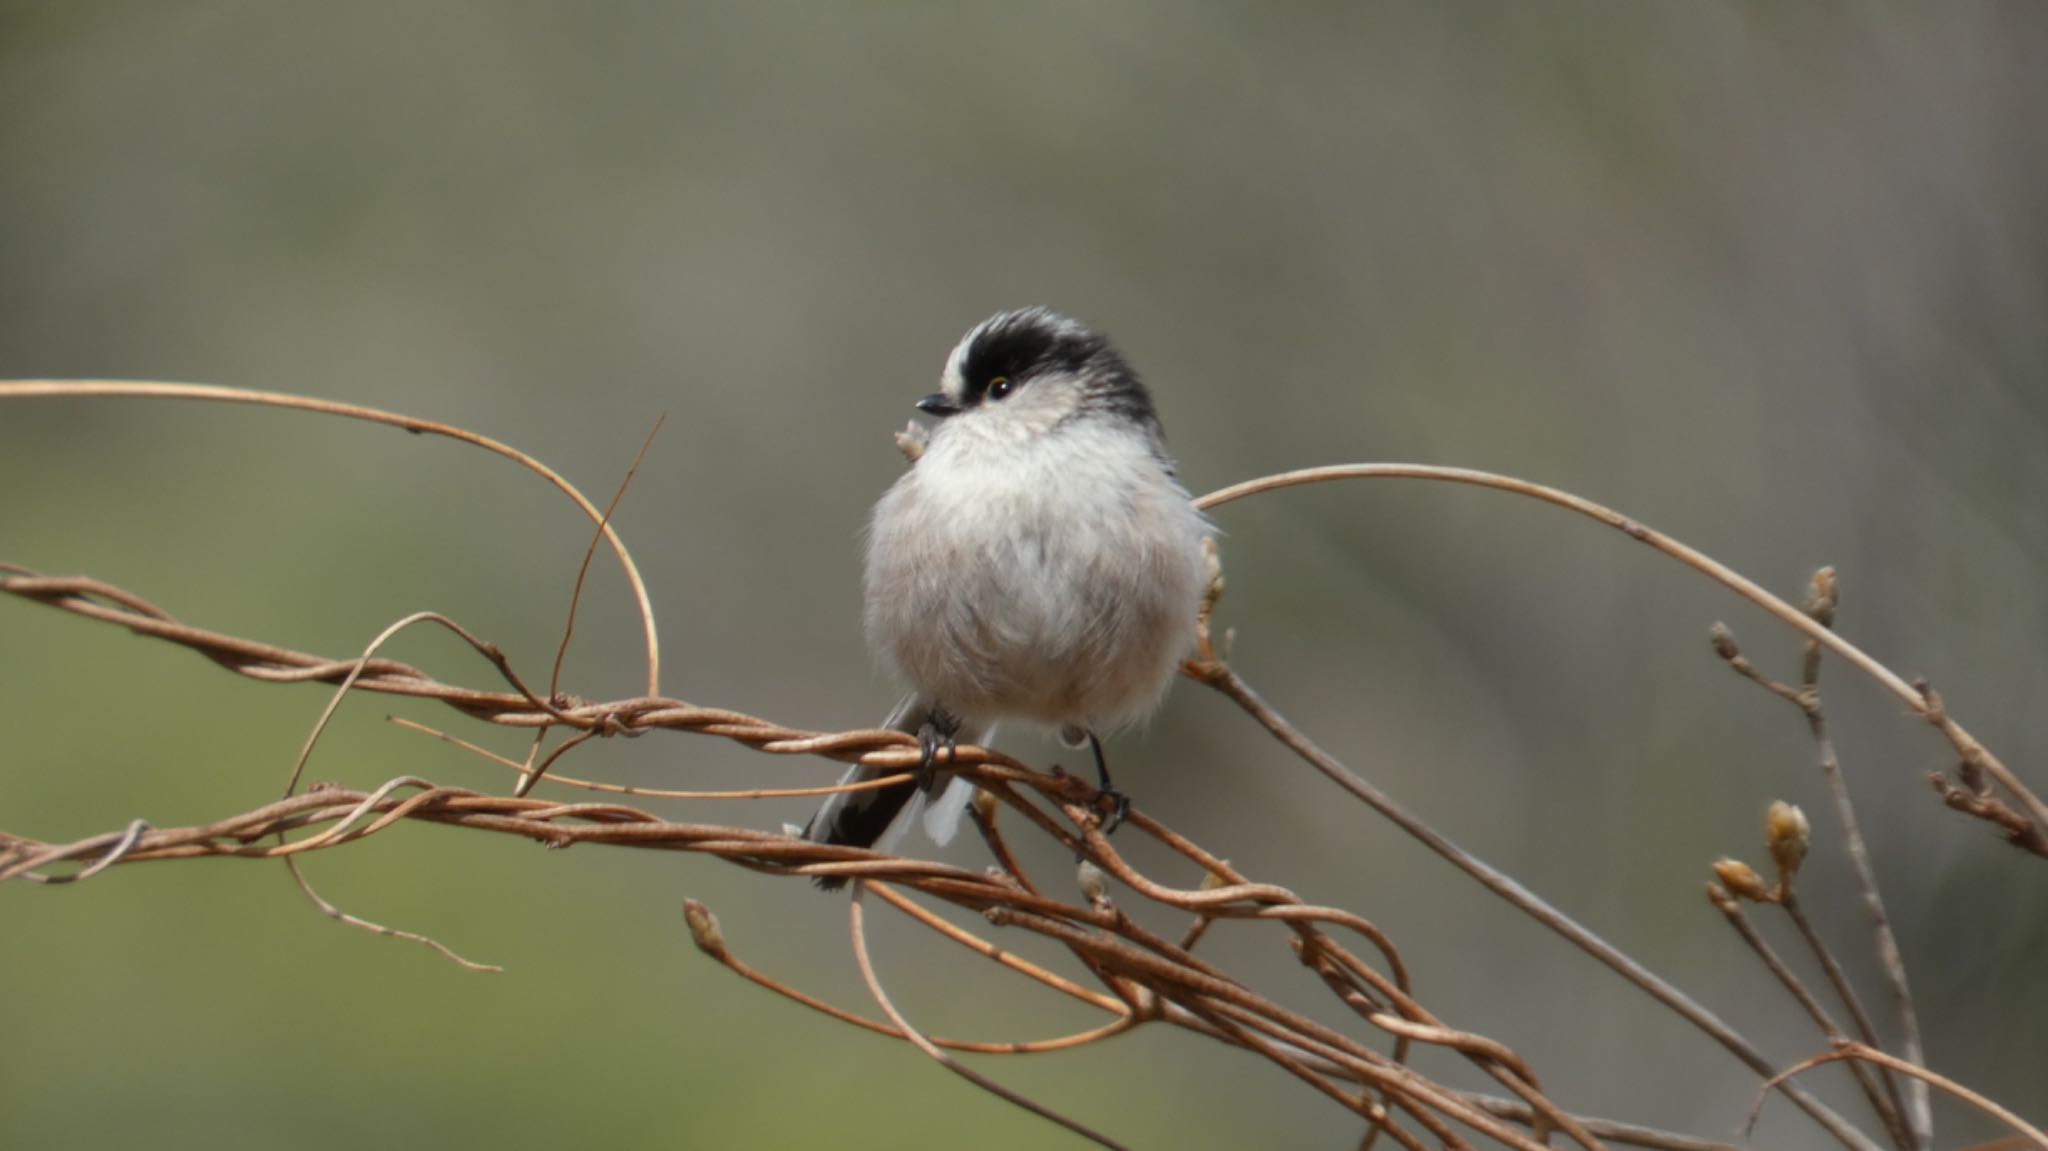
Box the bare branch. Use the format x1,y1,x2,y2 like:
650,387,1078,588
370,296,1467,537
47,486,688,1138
1184,656,1881,1151
1197,464,2048,844
848,886,1134,1151
6,383,2036,1148
1752,1044,2048,1151
1717,589,1933,1146
0,380,663,693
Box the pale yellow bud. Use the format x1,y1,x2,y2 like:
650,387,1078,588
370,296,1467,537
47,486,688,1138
1766,801,1810,883
1712,858,1772,902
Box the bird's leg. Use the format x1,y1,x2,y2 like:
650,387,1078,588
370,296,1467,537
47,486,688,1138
1086,730,1130,835
915,706,962,791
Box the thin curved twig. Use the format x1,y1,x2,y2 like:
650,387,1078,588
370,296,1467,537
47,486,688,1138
848,885,1132,1151
681,898,1134,1054
1751,1043,2047,1151
0,380,662,696
1195,464,2048,839
283,854,500,973
548,413,664,704
389,716,919,801
1187,659,1879,1151
1705,884,1907,1147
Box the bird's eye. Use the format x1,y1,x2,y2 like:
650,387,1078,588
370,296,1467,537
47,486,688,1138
987,376,1013,400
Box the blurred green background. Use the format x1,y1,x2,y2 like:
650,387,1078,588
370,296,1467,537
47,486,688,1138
4,4,2046,1148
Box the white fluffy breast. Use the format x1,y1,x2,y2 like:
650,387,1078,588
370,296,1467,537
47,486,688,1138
863,416,1210,733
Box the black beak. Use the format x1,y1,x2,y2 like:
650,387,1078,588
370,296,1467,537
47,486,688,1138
915,393,961,417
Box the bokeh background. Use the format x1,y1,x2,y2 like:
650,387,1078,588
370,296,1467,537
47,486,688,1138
4,4,2045,1148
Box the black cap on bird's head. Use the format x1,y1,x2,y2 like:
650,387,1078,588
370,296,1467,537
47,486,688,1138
918,308,1161,433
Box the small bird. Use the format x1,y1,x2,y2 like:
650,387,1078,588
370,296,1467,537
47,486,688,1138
802,308,1212,886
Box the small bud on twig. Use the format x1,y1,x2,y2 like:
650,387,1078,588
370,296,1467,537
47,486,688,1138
1709,622,1741,662
1765,801,1810,890
1077,860,1110,908
683,898,727,958
1712,858,1772,903
1803,567,1838,629
971,787,998,820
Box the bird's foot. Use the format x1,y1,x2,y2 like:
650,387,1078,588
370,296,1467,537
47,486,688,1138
1095,787,1131,836
1084,730,1130,835
915,707,963,789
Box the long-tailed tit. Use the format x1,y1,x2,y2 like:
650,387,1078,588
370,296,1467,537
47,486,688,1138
802,308,1212,886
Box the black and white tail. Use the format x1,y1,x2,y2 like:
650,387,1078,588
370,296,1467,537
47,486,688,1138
801,694,988,890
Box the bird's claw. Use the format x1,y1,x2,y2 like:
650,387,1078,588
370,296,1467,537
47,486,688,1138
1095,787,1131,836
915,708,962,789
1081,730,1129,835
